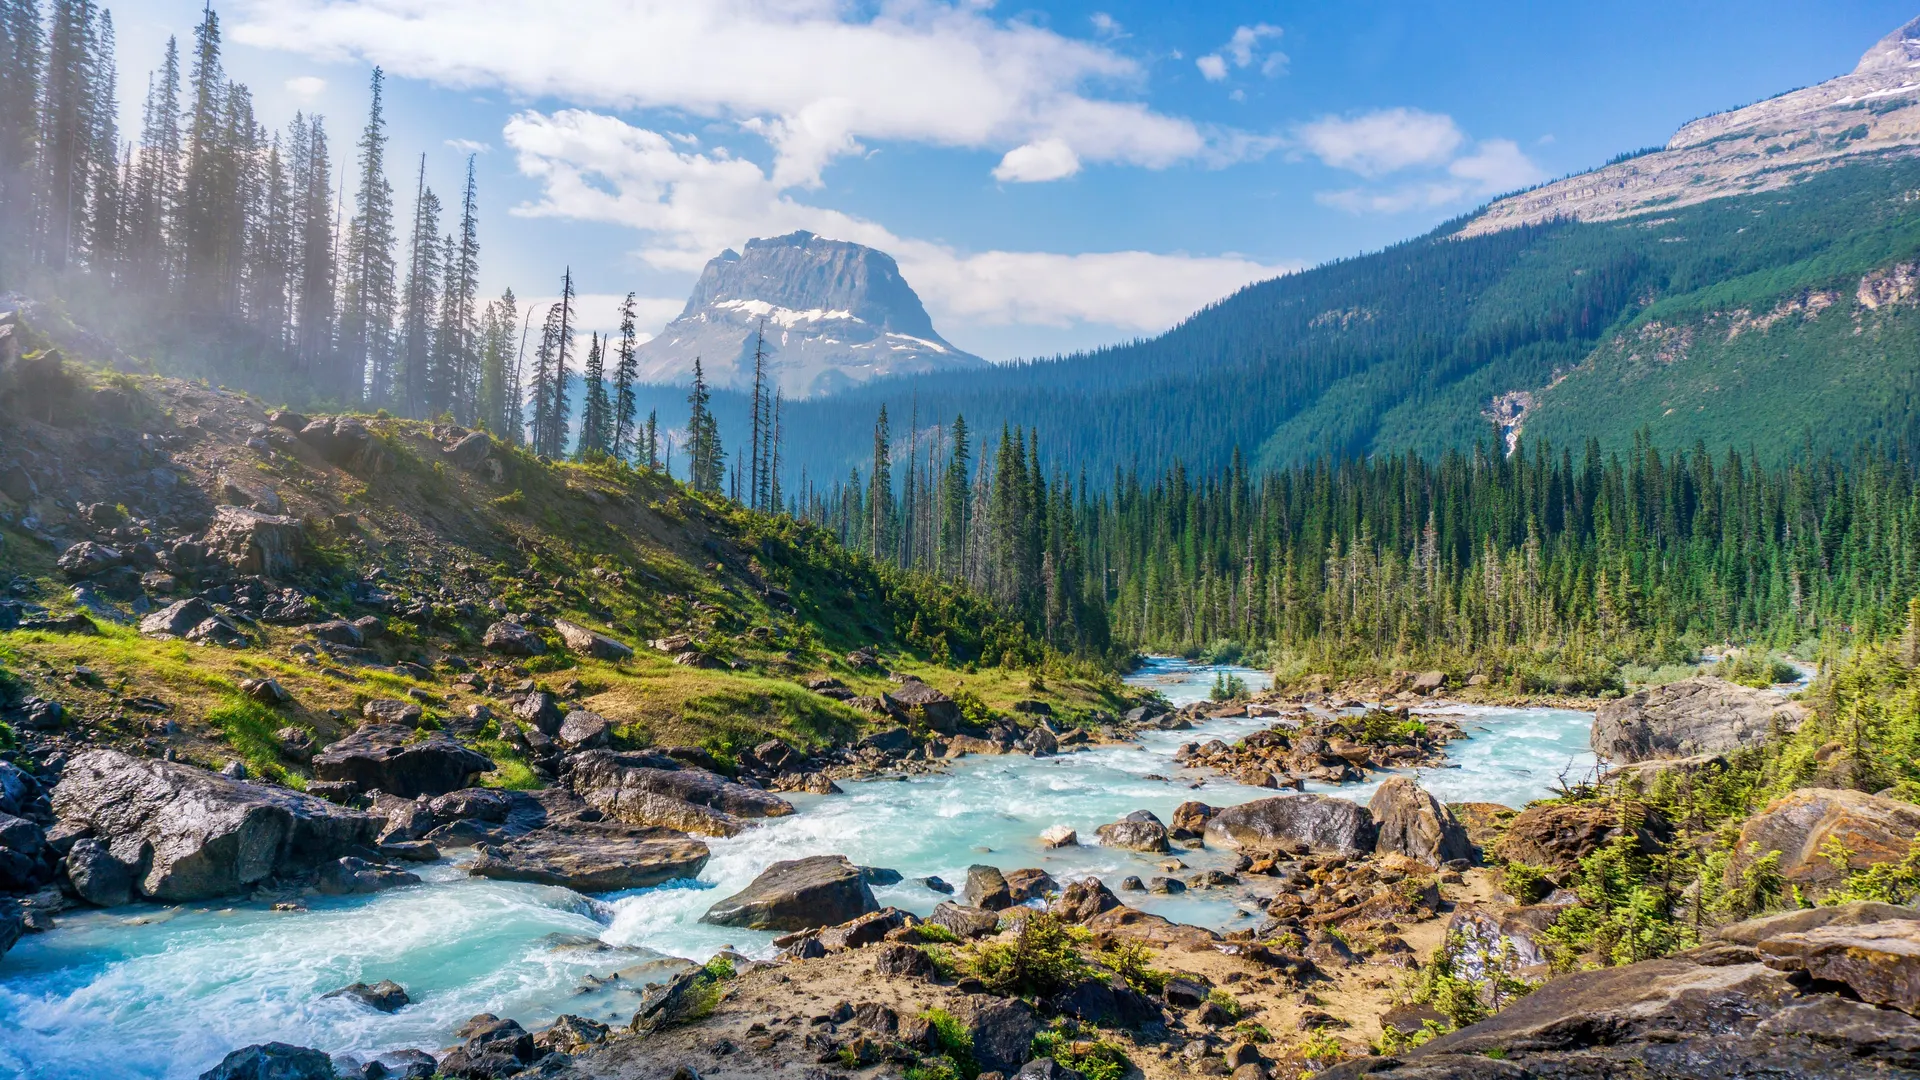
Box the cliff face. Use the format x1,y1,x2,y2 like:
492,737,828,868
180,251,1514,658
633,232,986,398
1461,17,1920,236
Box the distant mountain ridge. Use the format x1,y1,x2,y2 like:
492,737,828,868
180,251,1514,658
633,231,986,398
1461,16,1920,235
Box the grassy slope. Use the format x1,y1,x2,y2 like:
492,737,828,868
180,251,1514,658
0,366,1137,784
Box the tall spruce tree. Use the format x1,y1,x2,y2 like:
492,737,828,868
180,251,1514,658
438,155,479,422
869,405,892,562
611,291,638,462
577,330,609,460
397,153,440,417
341,66,396,405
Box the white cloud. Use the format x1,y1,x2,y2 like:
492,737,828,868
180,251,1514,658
1448,138,1546,192
1200,23,1285,83
1089,12,1124,39
231,0,1252,187
445,138,491,154
502,109,1293,333
1298,108,1464,177
994,138,1080,183
1316,184,1464,215
284,75,326,100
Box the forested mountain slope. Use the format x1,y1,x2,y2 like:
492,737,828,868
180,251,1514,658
767,154,1920,485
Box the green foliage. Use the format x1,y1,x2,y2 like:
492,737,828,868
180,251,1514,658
1498,861,1553,905
203,694,294,786
966,912,1093,999
1205,988,1242,1019
1712,652,1798,689
1208,670,1248,701
914,923,963,945
1094,939,1169,995
918,1008,976,1079
1826,837,1920,905
1030,1028,1131,1080
1414,930,1537,1029
702,954,737,981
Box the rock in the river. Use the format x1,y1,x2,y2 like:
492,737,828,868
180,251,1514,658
552,618,634,661
314,856,420,895
1204,794,1376,855
358,1049,438,1080
1170,801,1216,839
1369,778,1472,867
311,725,493,799
0,908,21,962
965,864,1014,910
568,750,793,836
439,1015,537,1080
197,1043,337,1080
468,831,710,892
1727,787,1920,897
701,854,877,931
323,979,410,1013
1039,824,1078,848
65,836,136,907
52,749,381,902
1050,877,1121,923
1592,676,1804,763
1095,810,1172,853
1006,868,1058,902
481,620,545,656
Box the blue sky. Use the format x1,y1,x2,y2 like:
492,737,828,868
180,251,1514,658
105,0,1920,360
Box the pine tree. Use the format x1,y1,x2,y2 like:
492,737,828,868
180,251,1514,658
37,0,94,268
529,300,563,456
177,4,225,306
126,37,181,288
644,409,659,471
291,112,337,391
438,155,480,422
748,317,768,509
941,413,971,577
0,0,45,249
687,357,723,493
611,292,638,462
341,66,397,405
577,330,610,460
397,153,441,417
83,7,118,271
869,405,892,562
476,287,516,436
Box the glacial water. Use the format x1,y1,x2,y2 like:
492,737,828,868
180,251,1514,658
0,658,1596,1080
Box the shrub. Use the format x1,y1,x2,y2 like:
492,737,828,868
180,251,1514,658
1030,1028,1131,1080
1499,861,1553,904
967,912,1092,999
918,1008,975,1078
915,923,963,945
1095,940,1169,994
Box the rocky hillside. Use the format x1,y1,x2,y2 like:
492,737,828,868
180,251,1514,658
632,231,987,398
1462,16,1920,236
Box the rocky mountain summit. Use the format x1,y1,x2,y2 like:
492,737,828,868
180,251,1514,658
632,231,987,398
1462,16,1920,235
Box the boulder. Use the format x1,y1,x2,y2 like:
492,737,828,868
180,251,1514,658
0,907,21,961
557,710,612,751
890,679,961,732
57,541,125,579
51,749,380,902
1039,825,1078,848
1592,676,1804,763
1494,802,1652,871
1411,671,1447,694
1050,877,1121,923
196,1043,337,1080
700,854,877,931
312,726,493,799
535,1014,610,1056
928,901,1003,938
323,979,410,1013
818,906,914,951
303,619,363,646
1005,868,1058,902
552,618,634,661
964,996,1042,1076
874,942,936,978
205,506,305,578
511,691,564,736
1170,801,1216,839
443,430,494,469
1204,794,1376,856
468,831,710,892
314,856,420,895
1726,787,1920,897
568,750,793,836
481,621,545,656
1369,778,1473,866
439,1015,536,1080
1757,918,1920,1015
360,1050,438,1080
1715,901,1920,946
139,597,213,638
65,836,136,907
1096,810,1172,853
965,864,1014,910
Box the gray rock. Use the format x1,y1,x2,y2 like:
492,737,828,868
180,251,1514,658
361,699,423,726
139,597,213,638
1369,778,1472,867
65,836,135,907
511,692,564,736
312,725,493,799
890,678,962,732
557,710,611,751
964,995,1042,1076
314,856,420,895
439,1015,535,1079
700,853,877,931
468,831,710,892
568,750,793,836
552,618,634,661
1204,794,1377,856
57,541,125,579
196,1042,336,1080
0,907,21,962
481,621,545,656
51,749,381,901
324,979,410,1013
928,901,1002,938
1095,811,1171,853
303,619,364,647
1727,787,1920,899
360,1049,437,1080
205,506,304,577
1592,676,1805,763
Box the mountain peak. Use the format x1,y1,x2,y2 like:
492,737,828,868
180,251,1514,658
636,233,986,398
1855,16,1920,74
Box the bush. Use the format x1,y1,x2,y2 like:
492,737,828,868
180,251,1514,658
918,1008,975,1078
967,912,1092,999
1030,1028,1131,1080
1208,670,1248,701
1498,861,1553,904
1095,940,1169,994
